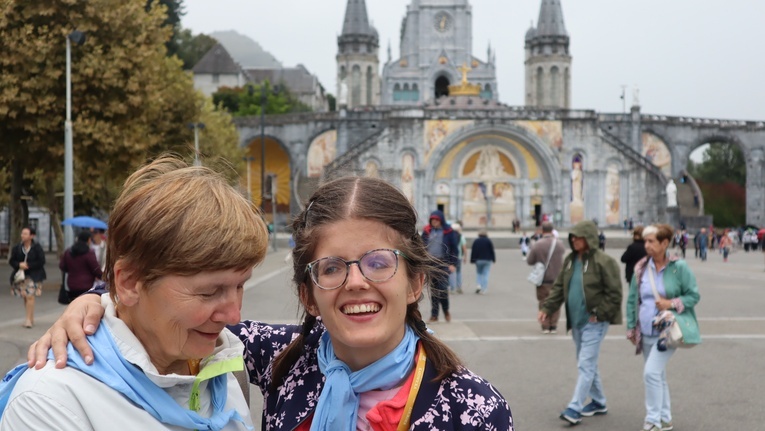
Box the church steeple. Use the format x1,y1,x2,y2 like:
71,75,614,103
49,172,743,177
536,0,568,38
341,0,376,38
337,0,380,108
524,0,572,109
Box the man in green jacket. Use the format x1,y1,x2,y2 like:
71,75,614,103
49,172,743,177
539,220,623,425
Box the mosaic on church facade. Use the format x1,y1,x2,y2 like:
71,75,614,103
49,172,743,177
307,130,337,178
424,120,474,160
642,132,672,177
605,163,621,225
513,121,564,150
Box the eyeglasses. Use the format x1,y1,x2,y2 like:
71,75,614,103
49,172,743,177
306,248,406,290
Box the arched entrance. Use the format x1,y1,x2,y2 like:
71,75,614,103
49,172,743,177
435,76,450,99
687,139,747,226
246,136,290,221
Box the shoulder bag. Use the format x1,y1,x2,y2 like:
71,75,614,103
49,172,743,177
13,247,27,284
647,265,694,349
527,238,556,286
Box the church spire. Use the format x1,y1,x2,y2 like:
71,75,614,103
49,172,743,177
536,0,567,37
341,0,376,37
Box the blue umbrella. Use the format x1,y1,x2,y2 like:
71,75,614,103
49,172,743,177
61,216,108,230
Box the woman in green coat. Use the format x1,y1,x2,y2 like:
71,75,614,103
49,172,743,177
626,224,701,431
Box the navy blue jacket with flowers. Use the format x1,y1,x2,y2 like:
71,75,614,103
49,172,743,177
229,319,513,431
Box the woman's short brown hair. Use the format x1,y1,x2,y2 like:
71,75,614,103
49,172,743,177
104,155,268,298
642,224,674,244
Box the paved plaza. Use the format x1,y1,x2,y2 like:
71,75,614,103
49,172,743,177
1,242,764,429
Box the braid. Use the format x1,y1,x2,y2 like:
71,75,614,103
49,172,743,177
270,314,317,390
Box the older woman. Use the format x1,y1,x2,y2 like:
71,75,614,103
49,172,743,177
626,224,701,431
0,156,267,430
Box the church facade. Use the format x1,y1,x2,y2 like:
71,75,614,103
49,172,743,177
234,0,765,230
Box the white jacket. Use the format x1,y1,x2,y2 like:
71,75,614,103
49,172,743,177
0,295,253,430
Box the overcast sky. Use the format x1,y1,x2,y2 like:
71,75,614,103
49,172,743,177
182,0,765,122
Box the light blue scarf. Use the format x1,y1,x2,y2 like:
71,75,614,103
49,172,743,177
312,325,419,431
0,324,251,430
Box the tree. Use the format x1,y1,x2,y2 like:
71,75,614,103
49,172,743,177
213,82,312,117
173,27,217,70
327,93,336,112
0,0,243,253
146,0,184,57
687,142,746,185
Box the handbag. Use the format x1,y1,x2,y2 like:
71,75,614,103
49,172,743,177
647,265,694,349
527,238,557,286
13,248,28,284
58,272,71,305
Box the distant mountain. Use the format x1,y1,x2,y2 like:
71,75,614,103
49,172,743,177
210,30,282,69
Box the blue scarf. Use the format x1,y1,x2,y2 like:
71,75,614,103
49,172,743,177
0,324,251,430
312,325,419,431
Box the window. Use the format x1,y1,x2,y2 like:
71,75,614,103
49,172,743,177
212,74,220,84
536,67,543,106
366,66,374,105
550,66,560,107
351,65,361,107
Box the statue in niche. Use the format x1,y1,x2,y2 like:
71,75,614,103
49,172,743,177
470,146,507,179
665,179,678,208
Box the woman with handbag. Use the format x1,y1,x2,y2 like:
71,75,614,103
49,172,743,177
626,224,701,431
59,231,102,302
8,227,47,328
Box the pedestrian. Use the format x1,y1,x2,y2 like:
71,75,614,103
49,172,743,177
519,231,530,259
59,231,103,302
679,229,688,259
621,225,648,285
538,220,623,425
598,231,606,251
449,223,467,294
89,228,107,272
693,230,700,258
28,175,515,430
626,224,701,431
526,222,565,334
8,227,46,329
719,229,733,262
421,210,459,322
470,230,496,294
698,227,709,261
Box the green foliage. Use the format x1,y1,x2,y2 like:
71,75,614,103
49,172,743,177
686,142,746,185
174,27,217,70
213,81,312,116
146,0,184,57
696,180,745,227
0,0,243,251
327,93,336,112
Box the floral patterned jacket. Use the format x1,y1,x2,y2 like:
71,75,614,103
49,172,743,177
229,320,514,431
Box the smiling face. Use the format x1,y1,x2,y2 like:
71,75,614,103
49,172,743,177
302,218,423,371
115,263,251,374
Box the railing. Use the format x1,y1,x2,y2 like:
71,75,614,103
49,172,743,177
641,114,765,129
599,127,668,185
322,129,386,180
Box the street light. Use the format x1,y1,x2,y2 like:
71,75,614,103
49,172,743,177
187,122,206,166
64,30,86,249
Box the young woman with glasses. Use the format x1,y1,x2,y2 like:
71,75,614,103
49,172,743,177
26,176,513,430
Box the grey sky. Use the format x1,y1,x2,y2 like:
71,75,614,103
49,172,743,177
182,0,765,122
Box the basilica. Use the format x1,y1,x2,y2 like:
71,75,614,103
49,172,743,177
234,0,765,230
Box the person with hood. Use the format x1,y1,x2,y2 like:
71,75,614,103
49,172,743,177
59,231,103,302
421,210,459,323
538,220,623,425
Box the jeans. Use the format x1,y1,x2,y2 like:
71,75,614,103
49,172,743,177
430,270,450,319
567,321,609,413
449,260,463,292
700,246,707,261
474,260,492,292
642,335,675,426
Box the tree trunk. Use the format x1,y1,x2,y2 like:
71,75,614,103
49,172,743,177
9,161,28,245
45,176,65,259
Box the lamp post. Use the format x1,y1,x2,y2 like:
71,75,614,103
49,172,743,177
64,30,86,249
187,122,206,166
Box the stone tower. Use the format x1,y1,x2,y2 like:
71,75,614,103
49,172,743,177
381,0,498,105
337,0,380,108
525,0,571,109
